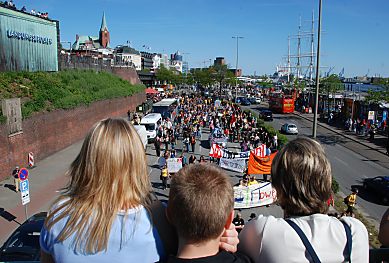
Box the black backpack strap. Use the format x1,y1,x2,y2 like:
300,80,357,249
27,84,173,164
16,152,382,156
340,220,352,263
285,219,321,263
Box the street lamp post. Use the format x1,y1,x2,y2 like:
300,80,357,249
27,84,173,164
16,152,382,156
232,36,243,100
312,0,322,138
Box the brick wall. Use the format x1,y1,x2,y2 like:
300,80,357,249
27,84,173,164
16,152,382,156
0,92,145,181
112,67,141,85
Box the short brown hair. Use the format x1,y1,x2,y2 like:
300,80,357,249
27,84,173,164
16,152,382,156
168,163,233,243
271,137,332,216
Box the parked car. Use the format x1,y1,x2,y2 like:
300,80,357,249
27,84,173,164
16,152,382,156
363,176,389,204
280,123,299,135
255,97,262,104
0,212,47,262
260,110,273,121
248,97,257,104
240,98,251,106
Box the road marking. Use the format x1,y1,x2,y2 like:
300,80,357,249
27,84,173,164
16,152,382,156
334,156,349,167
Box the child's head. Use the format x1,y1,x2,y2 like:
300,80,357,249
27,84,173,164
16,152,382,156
168,163,234,244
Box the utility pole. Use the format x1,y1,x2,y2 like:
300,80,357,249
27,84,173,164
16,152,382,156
313,0,323,138
232,36,244,100
287,35,291,83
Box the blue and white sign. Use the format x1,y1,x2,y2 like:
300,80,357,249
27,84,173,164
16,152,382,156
20,179,30,205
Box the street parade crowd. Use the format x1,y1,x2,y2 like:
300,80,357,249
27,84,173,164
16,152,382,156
133,94,279,191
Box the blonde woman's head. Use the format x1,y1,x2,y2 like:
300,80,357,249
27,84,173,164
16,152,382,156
47,118,151,253
67,118,151,208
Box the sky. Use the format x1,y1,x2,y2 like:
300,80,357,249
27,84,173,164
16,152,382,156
13,0,389,77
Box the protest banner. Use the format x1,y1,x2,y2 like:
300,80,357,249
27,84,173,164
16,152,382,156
219,158,246,173
234,182,277,209
167,158,182,173
209,143,223,158
247,151,277,175
222,149,250,159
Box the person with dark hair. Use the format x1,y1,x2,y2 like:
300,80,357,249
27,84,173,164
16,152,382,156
189,155,196,164
190,135,196,152
232,212,245,233
238,137,369,263
12,166,20,192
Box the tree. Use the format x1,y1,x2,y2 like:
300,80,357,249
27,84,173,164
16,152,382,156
209,64,235,94
366,78,389,103
320,74,343,116
192,68,213,88
155,65,174,85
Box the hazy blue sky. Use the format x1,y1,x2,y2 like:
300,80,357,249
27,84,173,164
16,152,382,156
15,0,389,77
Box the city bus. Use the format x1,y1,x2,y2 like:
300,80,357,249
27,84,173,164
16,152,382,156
152,98,179,120
269,94,295,114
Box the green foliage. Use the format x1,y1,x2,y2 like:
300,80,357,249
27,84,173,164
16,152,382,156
0,70,145,119
366,78,389,103
155,65,185,86
277,133,288,148
0,115,6,124
331,177,340,194
320,74,343,93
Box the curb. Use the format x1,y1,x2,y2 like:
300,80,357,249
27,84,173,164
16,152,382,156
294,112,388,156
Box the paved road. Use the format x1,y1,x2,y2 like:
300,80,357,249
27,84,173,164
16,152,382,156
249,103,388,227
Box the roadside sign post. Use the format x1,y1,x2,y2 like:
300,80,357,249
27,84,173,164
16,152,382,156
18,168,30,220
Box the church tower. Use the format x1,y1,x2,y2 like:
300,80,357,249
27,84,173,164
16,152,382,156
99,12,110,48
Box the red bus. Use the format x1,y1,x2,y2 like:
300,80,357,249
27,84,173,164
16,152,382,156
269,94,295,113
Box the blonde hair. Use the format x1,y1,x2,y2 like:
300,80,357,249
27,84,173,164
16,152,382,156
271,137,332,216
45,118,151,253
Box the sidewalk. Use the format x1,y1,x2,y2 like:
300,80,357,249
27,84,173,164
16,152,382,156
0,140,83,243
294,112,388,156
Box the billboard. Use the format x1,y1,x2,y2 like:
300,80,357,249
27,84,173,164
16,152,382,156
0,6,59,72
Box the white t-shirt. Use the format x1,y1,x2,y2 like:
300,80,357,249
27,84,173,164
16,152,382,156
238,214,369,263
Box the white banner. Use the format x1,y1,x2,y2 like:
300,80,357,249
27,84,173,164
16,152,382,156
167,158,183,173
234,182,277,209
222,149,251,159
219,158,246,173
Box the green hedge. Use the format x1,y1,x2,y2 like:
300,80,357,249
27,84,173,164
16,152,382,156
0,70,145,119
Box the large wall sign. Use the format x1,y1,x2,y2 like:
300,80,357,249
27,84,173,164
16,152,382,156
0,6,59,72
6,29,53,45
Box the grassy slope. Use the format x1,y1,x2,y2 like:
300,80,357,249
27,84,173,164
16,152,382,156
0,70,145,119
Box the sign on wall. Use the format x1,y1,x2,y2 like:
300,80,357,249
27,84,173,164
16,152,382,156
2,98,22,136
0,7,58,72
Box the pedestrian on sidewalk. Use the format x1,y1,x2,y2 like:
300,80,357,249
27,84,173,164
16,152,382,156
12,166,20,192
344,189,358,217
160,165,169,190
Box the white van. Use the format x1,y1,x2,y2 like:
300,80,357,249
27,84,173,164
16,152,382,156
133,125,148,149
140,113,162,142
